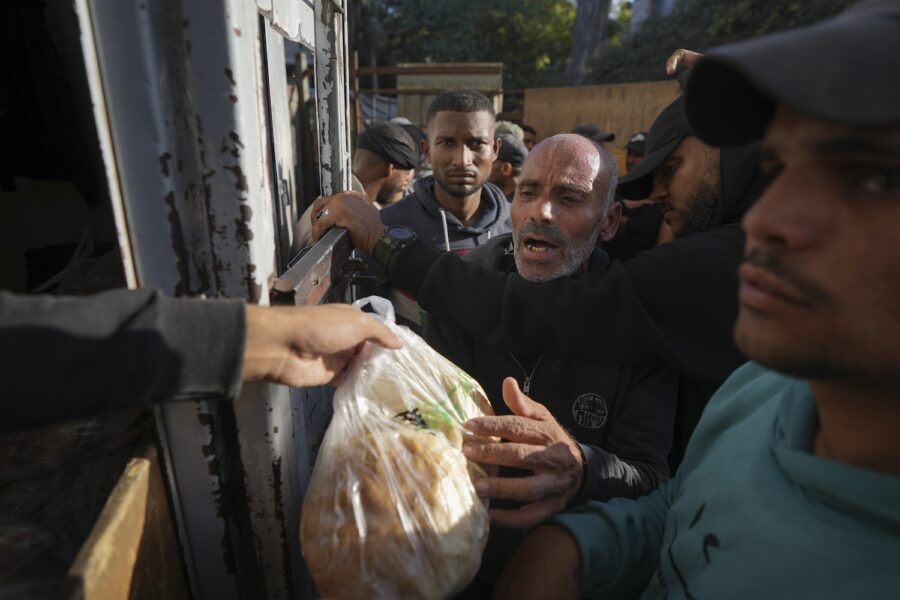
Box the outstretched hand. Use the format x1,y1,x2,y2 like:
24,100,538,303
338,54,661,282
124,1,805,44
241,303,402,388
462,377,585,529
310,192,385,254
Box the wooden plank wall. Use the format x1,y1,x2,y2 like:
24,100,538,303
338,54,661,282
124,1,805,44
396,63,504,127
523,81,682,169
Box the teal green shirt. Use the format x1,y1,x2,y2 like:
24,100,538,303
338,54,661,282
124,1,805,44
555,362,900,598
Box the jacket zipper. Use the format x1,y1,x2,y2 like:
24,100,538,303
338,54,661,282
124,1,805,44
507,352,544,394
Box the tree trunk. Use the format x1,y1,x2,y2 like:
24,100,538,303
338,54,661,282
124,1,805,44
565,0,612,86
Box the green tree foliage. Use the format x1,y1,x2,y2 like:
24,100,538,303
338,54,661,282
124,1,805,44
379,0,576,90
590,0,858,83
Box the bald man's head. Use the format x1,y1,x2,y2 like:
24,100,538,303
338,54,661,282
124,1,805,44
511,134,621,282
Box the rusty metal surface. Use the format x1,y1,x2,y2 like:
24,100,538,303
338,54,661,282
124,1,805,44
271,228,352,306
314,0,352,196
77,0,349,597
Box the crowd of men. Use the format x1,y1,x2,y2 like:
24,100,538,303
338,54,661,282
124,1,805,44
2,0,898,597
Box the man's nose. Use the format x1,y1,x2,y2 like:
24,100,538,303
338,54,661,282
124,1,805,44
452,144,474,167
649,176,667,203
532,197,555,222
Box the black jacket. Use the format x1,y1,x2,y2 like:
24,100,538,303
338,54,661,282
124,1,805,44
425,236,677,586
390,143,768,467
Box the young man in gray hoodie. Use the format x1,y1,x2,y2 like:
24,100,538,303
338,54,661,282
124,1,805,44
376,89,512,328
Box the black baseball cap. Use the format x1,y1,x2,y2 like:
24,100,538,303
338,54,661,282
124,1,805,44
496,133,528,169
572,124,616,143
617,97,693,200
625,132,647,155
686,0,900,147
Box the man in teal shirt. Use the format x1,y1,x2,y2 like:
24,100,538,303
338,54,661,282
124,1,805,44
494,1,900,597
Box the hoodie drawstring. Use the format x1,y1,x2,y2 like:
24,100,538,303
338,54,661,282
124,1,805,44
439,208,451,252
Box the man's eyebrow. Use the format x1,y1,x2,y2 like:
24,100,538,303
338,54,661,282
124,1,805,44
555,183,591,196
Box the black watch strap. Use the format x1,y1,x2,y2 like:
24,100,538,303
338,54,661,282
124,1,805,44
373,225,417,272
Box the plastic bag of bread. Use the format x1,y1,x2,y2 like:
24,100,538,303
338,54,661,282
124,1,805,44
300,296,494,600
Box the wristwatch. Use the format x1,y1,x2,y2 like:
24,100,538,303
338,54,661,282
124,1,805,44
372,225,417,271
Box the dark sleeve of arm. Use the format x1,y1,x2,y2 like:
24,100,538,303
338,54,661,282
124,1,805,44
569,364,677,505
423,313,477,377
0,288,246,433
391,226,745,383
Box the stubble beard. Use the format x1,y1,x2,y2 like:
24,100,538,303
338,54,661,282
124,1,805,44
677,174,720,238
513,221,601,283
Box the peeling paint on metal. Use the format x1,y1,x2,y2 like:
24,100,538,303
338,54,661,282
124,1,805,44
164,192,191,295
245,263,262,303
270,456,296,598
223,165,249,192
159,151,172,177
224,67,236,86
235,204,254,246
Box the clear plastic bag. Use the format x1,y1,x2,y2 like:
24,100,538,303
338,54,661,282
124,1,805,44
300,297,494,600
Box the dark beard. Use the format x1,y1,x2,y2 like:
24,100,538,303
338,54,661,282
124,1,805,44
375,183,397,206
678,181,719,237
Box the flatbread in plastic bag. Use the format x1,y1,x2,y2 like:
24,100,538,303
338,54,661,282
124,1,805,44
300,297,493,599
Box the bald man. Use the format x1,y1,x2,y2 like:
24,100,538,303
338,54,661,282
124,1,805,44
310,135,676,595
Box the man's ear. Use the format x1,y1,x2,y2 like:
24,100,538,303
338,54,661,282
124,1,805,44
599,201,623,242
501,162,513,177
422,139,430,162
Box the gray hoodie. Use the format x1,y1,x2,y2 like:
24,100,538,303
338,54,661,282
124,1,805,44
380,175,511,254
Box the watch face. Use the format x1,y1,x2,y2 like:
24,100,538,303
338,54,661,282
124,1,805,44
386,225,416,241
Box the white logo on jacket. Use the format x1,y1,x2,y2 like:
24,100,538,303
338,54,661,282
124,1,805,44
572,393,608,429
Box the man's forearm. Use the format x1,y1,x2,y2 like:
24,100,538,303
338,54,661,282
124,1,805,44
494,524,581,600
0,289,245,432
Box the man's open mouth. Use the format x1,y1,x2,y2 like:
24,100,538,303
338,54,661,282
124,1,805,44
523,237,559,253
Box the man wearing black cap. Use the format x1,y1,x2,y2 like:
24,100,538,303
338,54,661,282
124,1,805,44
603,131,665,261
624,131,646,172
292,120,418,251
617,97,732,240
353,120,419,206
489,133,529,201
494,2,900,597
